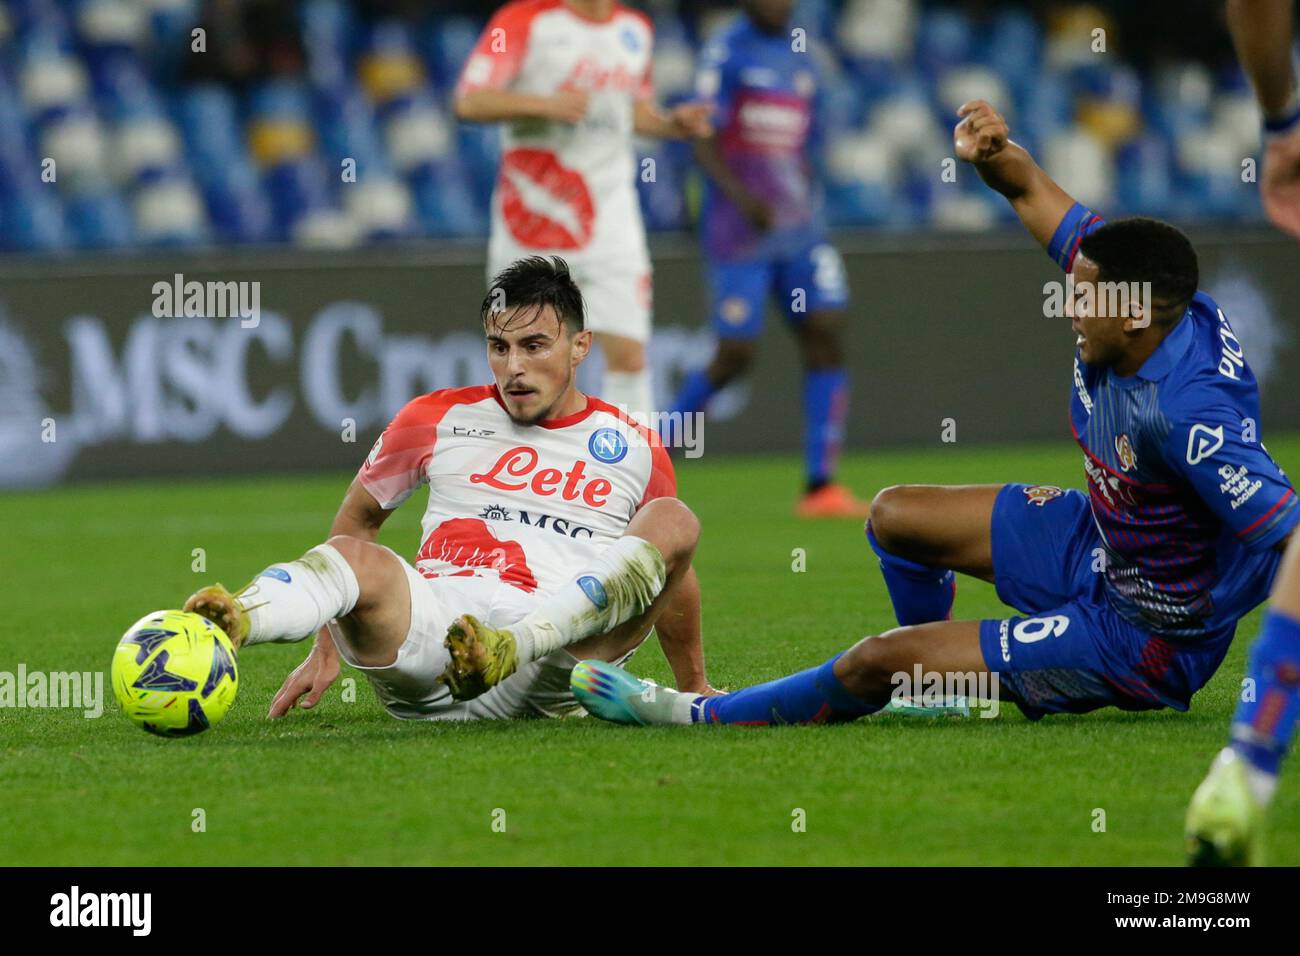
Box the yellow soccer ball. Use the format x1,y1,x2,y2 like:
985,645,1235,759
111,610,239,737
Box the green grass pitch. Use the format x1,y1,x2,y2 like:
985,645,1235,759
2,437,1297,866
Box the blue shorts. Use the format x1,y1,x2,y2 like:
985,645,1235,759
707,240,850,340
979,483,1235,719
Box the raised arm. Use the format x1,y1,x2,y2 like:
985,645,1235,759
955,99,1078,251
1228,0,1298,116
1226,0,1300,238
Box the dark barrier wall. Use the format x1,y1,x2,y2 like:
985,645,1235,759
0,228,1295,486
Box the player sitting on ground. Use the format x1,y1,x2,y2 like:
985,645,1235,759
568,100,1298,732
184,256,715,720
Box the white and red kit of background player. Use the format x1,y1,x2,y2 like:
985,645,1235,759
344,384,675,719
456,0,655,342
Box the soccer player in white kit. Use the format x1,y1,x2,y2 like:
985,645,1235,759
183,257,715,721
453,0,713,422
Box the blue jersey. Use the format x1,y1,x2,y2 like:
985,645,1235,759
1049,203,1299,638
694,15,826,261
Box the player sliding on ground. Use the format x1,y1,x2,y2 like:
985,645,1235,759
184,256,715,720
571,100,1298,741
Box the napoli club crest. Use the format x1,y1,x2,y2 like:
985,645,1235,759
588,427,628,464
1023,485,1063,507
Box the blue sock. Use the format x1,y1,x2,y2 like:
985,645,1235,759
866,523,956,626
669,368,719,417
1230,608,1300,776
697,653,881,725
803,368,848,488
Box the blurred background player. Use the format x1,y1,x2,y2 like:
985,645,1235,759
668,0,867,517
1185,0,1300,866
570,100,1299,742
453,0,712,424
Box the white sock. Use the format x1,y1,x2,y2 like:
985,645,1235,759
240,543,360,646
669,687,704,725
602,369,654,425
625,679,702,725
511,536,666,664
1222,738,1284,806
1223,745,1280,806
1244,762,1279,806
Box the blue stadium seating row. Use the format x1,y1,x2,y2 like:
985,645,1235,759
0,0,1267,253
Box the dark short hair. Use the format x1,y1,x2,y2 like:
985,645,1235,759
1078,217,1199,323
481,256,585,334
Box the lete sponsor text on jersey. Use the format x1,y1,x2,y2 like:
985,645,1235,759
469,444,613,506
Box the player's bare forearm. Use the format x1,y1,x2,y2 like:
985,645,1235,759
634,99,676,137
654,566,712,693
453,88,563,124
1227,0,1298,116
634,99,713,140
956,100,1076,251
328,480,389,542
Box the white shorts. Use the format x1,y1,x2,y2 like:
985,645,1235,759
330,552,642,721
487,254,652,343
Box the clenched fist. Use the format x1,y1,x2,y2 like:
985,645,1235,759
954,100,1010,164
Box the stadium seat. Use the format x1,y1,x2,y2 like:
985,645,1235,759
65,188,133,248
177,84,245,182
39,106,110,193
424,16,479,92
110,114,184,186
343,174,415,240
358,19,425,106
131,171,207,246
1,187,71,252
0,1,1275,253
383,90,452,174
247,80,315,167
319,87,389,176
914,8,974,78
263,154,332,237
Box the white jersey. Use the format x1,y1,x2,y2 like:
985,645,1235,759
456,0,654,270
358,385,674,598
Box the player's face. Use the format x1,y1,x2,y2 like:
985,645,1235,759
485,305,592,425
1067,256,1128,368
745,0,794,32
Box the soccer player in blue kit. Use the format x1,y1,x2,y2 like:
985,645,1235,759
1184,0,1300,866
571,100,1299,754
667,0,869,518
